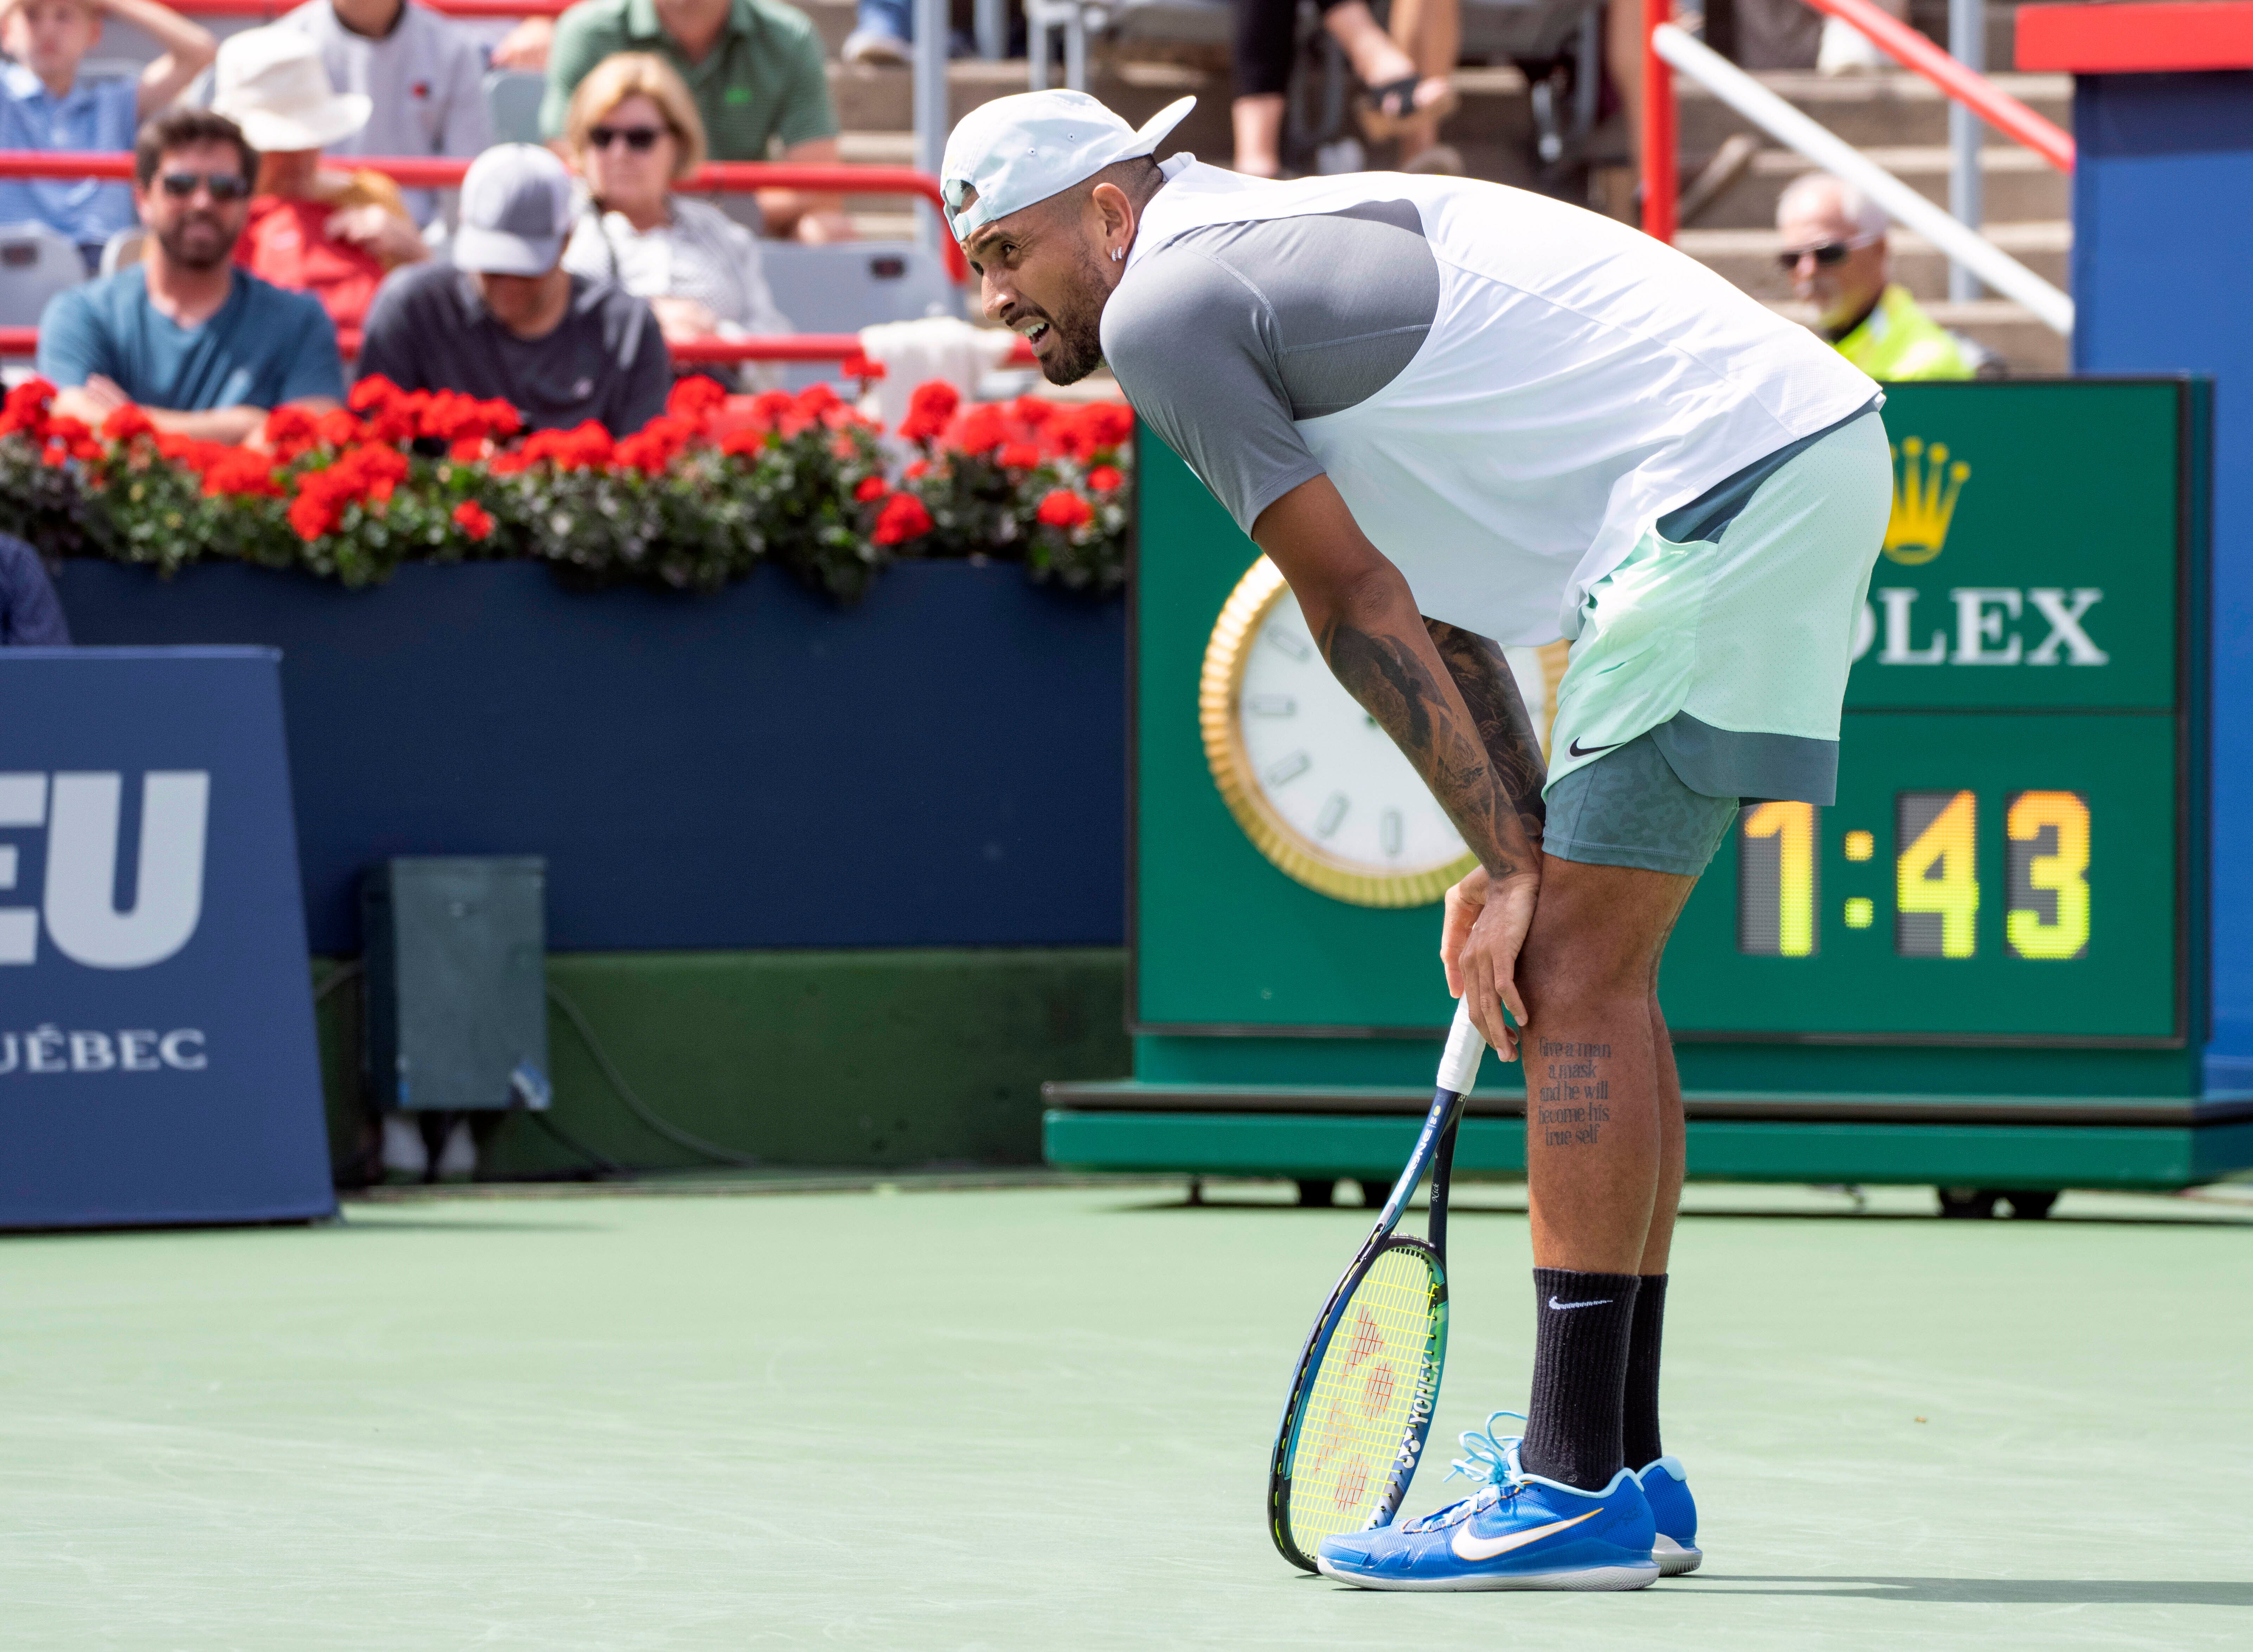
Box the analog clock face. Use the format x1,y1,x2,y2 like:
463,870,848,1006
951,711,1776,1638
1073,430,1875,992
1201,558,1556,908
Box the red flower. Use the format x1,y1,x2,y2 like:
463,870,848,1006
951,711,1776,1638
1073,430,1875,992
100,404,155,444
1055,401,1134,459
896,379,960,444
452,499,494,540
997,441,1043,471
839,349,888,383
1087,464,1124,493
264,404,320,461
1011,395,1056,430
1036,488,1094,529
449,436,485,462
871,491,933,546
315,407,361,449
348,374,402,414
903,458,929,480
948,403,1006,454
667,375,729,421
1,376,55,438
199,448,282,498
854,474,887,502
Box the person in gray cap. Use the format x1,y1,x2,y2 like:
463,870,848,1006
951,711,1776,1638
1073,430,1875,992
944,88,1891,1590
357,142,670,436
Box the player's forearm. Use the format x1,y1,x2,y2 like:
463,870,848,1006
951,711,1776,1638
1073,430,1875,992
1318,570,1539,882
1425,618,1546,851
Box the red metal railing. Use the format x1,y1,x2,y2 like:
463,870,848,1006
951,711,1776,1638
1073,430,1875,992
0,152,972,281
1797,0,2074,170
158,0,574,14
1641,0,2076,244
1641,0,1677,244
0,326,1035,366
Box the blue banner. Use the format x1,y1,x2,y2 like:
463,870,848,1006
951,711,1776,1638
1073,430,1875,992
0,648,332,1228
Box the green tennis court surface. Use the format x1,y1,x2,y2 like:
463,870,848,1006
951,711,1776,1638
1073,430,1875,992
6,1179,2249,1649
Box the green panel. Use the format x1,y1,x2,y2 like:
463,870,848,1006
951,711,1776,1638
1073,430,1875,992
1135,426,1458,1033
318,948,1132,1178
1661,713,2179,1038
1845,382,2180,711
1043,1110,2253,1189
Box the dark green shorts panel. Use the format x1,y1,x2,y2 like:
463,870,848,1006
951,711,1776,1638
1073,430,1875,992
1543,732,1741,877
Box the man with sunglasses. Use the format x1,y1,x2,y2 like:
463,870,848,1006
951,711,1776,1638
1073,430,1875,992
1775,172,1980,381
37,108,346,444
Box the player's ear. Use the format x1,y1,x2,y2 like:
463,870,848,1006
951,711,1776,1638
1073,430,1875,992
1089,181,1134,265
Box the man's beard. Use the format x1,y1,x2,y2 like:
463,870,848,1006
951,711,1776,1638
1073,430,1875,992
155,211,236,272
1030,243,1109,385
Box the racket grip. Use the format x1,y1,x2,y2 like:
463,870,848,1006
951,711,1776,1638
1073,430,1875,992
1437,995,1486,1095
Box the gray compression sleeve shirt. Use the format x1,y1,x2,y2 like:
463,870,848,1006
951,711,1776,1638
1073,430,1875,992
1101,200,1442,534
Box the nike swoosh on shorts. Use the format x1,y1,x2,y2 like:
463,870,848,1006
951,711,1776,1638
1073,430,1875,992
1450,1507,1603,1562
1566,738,1623,758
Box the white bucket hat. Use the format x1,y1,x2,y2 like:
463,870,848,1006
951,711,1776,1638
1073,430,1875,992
211,26,372,153
940,90,1193,244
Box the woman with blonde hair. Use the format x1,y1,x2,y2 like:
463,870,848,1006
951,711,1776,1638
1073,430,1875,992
561,51,790,378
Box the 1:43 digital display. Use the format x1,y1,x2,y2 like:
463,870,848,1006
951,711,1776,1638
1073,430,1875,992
1657,713,2179,1043
1738,789,2090,962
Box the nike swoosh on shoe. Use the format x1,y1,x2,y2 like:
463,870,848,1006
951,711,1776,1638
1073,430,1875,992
1449,1507,1602,1562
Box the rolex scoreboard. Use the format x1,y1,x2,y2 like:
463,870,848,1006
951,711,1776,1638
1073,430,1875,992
1046,379,2253,1196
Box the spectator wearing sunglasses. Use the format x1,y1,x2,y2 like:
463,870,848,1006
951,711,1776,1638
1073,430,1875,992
559,52,788,384
0,0,216,269
1775,172,1982,381
210,27,429,332
37,107,345,444
537,0,850,242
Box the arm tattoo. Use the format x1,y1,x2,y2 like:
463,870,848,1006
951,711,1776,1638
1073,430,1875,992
1318,614,1533,880
1424,619,1547,849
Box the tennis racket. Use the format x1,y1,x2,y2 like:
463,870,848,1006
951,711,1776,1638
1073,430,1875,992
1267,995,1487,1572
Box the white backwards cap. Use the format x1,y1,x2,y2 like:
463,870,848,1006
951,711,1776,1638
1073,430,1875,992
941,91,1194,244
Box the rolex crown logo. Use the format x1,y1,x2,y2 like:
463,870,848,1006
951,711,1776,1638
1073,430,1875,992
1883,436,1970,566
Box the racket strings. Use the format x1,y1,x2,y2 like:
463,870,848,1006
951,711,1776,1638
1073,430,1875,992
1284,1245,1443,1551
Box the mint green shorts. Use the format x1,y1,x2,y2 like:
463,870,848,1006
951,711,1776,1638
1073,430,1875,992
1546,404,1892,818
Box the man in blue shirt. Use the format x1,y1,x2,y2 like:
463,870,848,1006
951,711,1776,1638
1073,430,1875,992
0,0,216,266
38,107,344,444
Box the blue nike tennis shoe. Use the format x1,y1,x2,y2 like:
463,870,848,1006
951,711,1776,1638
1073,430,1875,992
1636,1456,1702,1575
1314,1414,1658,1592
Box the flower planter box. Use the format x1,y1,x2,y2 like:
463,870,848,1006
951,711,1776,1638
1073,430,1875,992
55,558,1127,954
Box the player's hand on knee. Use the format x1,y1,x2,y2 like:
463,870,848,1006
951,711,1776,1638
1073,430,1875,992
1451,868,1537,1058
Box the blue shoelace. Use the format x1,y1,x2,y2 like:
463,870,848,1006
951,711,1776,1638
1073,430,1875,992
1402,1410,1529,1532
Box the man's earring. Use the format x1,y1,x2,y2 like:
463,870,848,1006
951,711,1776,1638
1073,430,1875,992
1111,246,1124,262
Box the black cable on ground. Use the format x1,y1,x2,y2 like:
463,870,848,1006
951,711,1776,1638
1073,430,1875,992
544,982,762,1169
524,1105,632,1178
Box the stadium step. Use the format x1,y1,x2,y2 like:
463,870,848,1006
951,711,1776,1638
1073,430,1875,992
1678,69,2070,152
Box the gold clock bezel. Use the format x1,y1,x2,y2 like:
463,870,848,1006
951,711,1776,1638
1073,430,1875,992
1199,556,1476,908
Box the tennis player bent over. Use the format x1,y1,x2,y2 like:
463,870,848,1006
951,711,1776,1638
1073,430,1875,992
941,90,1889,1590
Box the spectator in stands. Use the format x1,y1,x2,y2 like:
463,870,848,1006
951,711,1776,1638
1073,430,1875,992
0,0,216,268
1232,0,1459,177
210,27,427,331
536,0,852,241
37,107,345,443
358,143,671,435
0,533,69,645
1776,172,1979,380
268,0,492,226
560,52,788,379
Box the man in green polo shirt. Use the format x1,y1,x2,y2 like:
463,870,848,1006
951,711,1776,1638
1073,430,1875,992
540,0,850,239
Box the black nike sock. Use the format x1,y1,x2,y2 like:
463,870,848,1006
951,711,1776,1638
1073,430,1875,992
1518,1268,1641,1491
1621,1273,1668,1471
